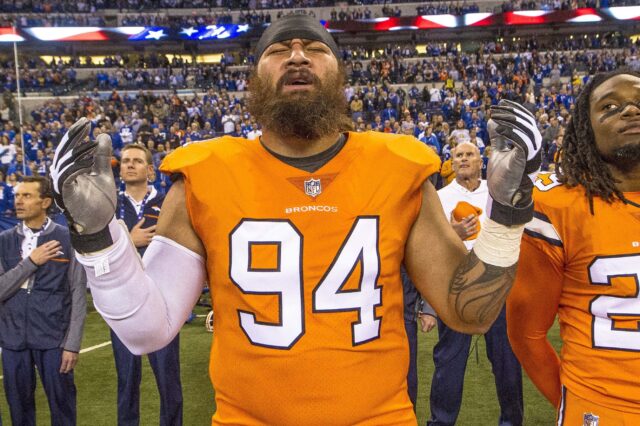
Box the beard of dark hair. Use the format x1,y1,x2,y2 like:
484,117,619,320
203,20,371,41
247,66,351,140
600,142,640,174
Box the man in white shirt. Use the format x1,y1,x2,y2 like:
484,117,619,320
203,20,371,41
425,142,524,426
0,140,15,171
468,127,485,152
221,112,237,134
449,120,470,145
429,84,442,103
246,127,262,140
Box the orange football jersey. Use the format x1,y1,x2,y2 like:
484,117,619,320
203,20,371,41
160,132,440,425
511,173,640,412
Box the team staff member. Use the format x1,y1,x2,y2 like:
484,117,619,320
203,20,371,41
51,15,542,425
427,142,523,426
0,176,86,426
401,265,435,409
508,69,640,425
112,144,183,426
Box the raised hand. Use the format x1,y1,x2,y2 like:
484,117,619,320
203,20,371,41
50,118,117,253
486,100,542,225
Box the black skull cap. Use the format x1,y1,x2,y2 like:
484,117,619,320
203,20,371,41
255,15,340,61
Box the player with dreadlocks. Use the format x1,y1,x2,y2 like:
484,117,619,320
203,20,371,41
558,68,640,212
507,69,640,425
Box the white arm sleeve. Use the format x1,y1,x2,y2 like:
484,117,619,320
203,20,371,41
76,218,206,355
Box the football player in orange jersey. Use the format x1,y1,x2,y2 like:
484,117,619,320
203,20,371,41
50,16,542,425
507,69,640,426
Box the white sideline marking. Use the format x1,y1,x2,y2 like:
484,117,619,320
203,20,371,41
0,341,111,380
80,341,112,353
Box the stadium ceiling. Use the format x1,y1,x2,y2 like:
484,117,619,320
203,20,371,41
1,6,640,43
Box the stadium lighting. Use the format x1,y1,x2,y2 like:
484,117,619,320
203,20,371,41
113,27,148,35
567,14,602,22
512,11,550,17
389,26,419,31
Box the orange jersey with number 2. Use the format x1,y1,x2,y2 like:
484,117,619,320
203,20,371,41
508,173,640,413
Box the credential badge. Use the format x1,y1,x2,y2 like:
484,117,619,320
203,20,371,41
304,178,322,198
583,413,599,426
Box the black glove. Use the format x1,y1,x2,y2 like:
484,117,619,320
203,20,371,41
486,100,542,226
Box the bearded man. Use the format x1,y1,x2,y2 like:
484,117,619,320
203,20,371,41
50,15,542,425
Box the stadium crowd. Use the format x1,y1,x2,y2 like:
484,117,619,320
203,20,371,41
1,0,637,14
0,33,634,217
0,0,525,13
0,33,636,96
3,0,640,27
0,37,581,217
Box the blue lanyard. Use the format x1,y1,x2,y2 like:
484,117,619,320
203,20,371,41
118,186,151,222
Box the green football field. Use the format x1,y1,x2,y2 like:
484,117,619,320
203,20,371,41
0,299,559,425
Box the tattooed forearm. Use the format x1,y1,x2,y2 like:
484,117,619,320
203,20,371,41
449,250,518,327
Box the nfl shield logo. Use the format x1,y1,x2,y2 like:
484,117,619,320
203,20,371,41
583,413,599,426
304,178,322,198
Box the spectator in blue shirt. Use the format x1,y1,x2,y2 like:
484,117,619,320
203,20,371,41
420,126,441,155
381,102,398,121
6,153,25,178
2,173,17,216
0,170,6,214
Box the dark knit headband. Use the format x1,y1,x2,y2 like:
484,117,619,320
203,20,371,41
255,15,340,61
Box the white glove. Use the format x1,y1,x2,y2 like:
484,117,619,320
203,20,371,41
486,100,542,226
50,118,117,253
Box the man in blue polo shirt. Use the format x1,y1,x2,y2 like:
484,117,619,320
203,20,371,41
112,144,183,426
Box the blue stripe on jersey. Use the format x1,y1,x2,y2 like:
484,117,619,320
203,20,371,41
524,228,564,248
533,210,553,224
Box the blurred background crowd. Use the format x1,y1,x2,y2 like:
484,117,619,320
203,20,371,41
2,0,639,27
0,0,638,218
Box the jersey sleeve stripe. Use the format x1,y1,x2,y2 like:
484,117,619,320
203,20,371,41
532,210,553,223
557,386,567,426
524,216,564,247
